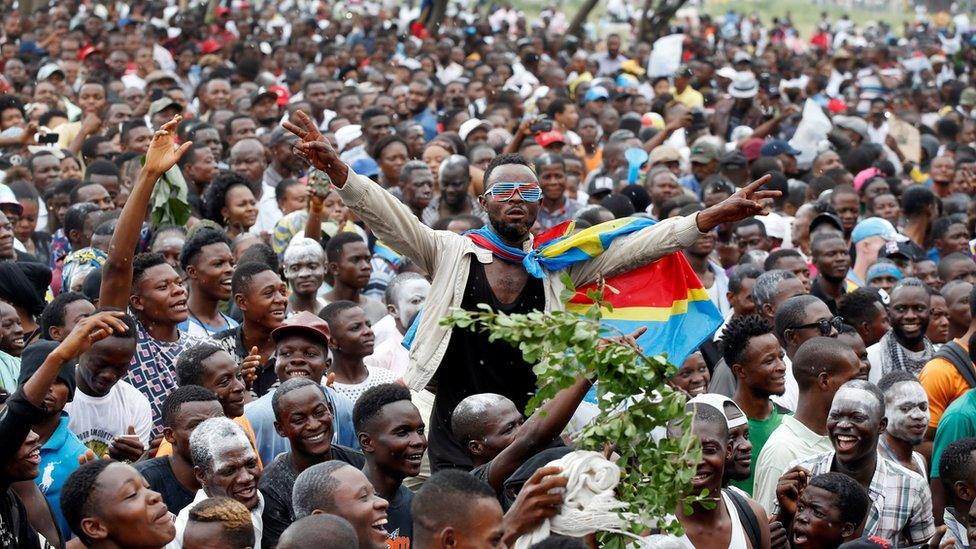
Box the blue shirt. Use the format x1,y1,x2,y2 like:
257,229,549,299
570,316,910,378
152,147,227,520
244,383,357,466
678,174,702,197
413,108,438,141
36,414,87,539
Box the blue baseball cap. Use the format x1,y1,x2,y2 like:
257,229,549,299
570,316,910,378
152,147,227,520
584,86,610,103
851,217,908,244
351,157,379,178
760,139,800,157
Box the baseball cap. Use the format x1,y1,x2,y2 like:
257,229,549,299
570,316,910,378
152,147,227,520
733,51,753,64
834,115,869,139
649,145,680,165
961,87,976,107
688,394,748,428
458,119,492,141
587,177,614,198
144,71,179,87
250,87,279,107
201,39,222,55
352,157,380,178
719,151,748,168
879,240,925,263
809,212,844,235
36,63,65,82
866,262,903,283
148,97,183,117
760,139,800,157
0,184,23,216
827,98,848,114
690,141,721,164
741,138,765,162
535,130,566,148
271,311,331,345
851,217,908,244
583,86,610,103
268,126,298,146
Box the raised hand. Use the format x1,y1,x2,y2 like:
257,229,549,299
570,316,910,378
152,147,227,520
54,311,129,362
696,174,781,233
774,465,810,517
143,115,193,178
241,346,262,388
283,112,343,176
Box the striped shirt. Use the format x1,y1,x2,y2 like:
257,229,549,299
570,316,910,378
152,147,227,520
789,451,934,545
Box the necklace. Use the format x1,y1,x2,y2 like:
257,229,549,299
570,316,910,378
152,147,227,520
188,310,227,337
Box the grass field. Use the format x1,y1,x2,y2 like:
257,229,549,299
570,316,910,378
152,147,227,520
512,0,914,39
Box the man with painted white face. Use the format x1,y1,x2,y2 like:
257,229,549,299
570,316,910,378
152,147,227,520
284,112,777,470
867,278,935,383
364,273,430,379
169,417,264,548
877,370,930,477
282,237,327,316
753,337,861,514
778,380,934,546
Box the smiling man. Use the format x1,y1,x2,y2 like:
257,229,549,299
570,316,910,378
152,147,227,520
178,228,238,338
286,112,776,471
867,278,935,384
291,460,390,549
174,417,264,547
282,237,327,316
781,380,935,546
753,337,860,514
355,384,427,545
725,314,788,496
259,377,364,547
877,371,930,477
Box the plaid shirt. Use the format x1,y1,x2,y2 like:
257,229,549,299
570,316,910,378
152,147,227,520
790,451,935,545
126,321,207,438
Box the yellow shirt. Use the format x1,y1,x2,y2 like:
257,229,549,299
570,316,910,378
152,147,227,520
155,415,264,468
671,86,704,109
918,338,972,429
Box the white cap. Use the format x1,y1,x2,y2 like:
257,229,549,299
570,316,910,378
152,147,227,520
688,394,748,429
458,119,492,141
0,184,22,216
335,124,362,153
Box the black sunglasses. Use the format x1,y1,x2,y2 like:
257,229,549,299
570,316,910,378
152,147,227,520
789,316,846,336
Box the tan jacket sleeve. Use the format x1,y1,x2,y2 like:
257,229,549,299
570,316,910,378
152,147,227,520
334,172,449,275
567,213,705,287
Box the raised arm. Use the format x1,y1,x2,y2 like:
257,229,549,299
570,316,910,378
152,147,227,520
100,116,192,309
284,112,443,273
486,374,593,492
570,175,778,286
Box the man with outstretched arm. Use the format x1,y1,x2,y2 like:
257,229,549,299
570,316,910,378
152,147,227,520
284,111,780,471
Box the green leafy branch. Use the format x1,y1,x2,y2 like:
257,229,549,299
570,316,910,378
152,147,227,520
441,272,704,544
144,157,192,227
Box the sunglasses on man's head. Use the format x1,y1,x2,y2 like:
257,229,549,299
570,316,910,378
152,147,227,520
483,182,542,203
788,316,846,336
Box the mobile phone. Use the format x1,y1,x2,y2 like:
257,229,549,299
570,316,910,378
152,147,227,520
37,133,58,144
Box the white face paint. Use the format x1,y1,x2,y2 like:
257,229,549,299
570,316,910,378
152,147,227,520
283,238,326,293
884,381,930,445
210,435,254,472
394,278,431,329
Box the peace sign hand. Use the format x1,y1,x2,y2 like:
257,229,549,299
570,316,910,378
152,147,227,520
695,174,781,233
283,111,345,178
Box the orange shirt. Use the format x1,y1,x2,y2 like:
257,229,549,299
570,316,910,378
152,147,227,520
919,338,972,429
583,146,603,175
155,415,264,468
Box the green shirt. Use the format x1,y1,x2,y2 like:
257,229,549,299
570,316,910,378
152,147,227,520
730,406,784,495
931,389,976,478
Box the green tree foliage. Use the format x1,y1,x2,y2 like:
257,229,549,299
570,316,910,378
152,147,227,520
441,273,704,545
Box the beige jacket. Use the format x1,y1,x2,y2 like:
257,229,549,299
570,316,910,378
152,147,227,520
335,171,706,391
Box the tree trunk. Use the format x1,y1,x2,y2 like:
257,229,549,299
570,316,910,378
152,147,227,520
567,0,600,38
638,0,687,44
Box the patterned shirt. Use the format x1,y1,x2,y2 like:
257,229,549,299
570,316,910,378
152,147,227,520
789,451,934,545
126,321,206,438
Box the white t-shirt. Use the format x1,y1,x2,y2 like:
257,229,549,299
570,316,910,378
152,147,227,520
65,380,152,457
332,366,398,404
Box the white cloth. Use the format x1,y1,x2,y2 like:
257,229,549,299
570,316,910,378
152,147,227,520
166,489,264,548
65,380,153,454
370,315,399,347
331,366,398,404
513,451,635,549
252,182,283,236
770,354,798,412
364,331,409,379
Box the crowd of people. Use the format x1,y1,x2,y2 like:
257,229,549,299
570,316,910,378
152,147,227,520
2,0,976,548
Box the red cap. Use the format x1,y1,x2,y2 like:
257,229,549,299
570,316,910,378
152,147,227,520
201,39,222,55
270,311,330,345
741,137,764,162
827,98,847,114
535,130,566,148
215,6,230,17
78,45,102,61
269,84,290,107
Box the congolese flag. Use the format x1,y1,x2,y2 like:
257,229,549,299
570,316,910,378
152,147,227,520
537,218,723,367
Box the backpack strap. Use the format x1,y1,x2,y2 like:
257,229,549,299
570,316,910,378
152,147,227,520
934,341,976,388
724,488,762,549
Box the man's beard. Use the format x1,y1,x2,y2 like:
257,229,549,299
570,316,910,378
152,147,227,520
892,321,928,348
489,215,532,243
